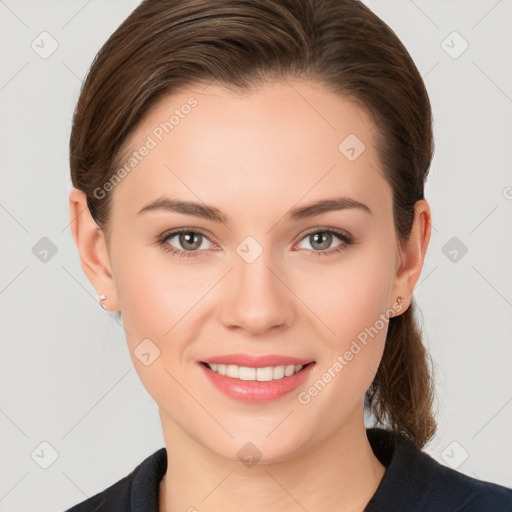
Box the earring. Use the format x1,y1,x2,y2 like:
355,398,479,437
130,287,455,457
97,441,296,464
97,293,107,310
390,296,403,318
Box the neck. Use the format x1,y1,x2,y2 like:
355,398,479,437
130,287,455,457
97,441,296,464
158,406,386,512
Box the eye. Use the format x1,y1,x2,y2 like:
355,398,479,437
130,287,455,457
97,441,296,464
157,229,215,258
295,228,353,256
156,227,353,259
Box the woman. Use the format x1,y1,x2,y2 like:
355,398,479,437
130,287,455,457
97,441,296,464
65,0,512,510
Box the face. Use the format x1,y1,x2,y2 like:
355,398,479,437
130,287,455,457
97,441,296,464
98,80,411,462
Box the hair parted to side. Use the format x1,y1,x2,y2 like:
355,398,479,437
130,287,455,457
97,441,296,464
70,0,436,448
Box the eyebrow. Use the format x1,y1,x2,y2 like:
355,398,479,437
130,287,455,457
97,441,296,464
137,195,372,223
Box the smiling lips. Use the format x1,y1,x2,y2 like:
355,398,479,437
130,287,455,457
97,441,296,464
199,353,315,402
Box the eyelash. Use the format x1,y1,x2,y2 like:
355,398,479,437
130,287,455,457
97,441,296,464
156,227,353,259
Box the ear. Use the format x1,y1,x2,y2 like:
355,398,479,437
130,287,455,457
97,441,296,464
391,199,432,314
68,188,120,312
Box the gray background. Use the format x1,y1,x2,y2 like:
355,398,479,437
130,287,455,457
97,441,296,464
0,0,511,510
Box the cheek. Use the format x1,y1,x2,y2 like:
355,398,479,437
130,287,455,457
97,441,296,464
293,240,395,411
110,246,212,407
112,239,219,343
294,240,396,343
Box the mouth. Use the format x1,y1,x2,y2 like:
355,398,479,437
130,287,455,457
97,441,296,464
200,361,313,382
198,356,316,402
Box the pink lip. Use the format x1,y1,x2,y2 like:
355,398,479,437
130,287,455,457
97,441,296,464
198,359,316,403
201,353,313,367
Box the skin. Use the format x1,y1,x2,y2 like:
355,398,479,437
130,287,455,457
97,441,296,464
69,79,431,511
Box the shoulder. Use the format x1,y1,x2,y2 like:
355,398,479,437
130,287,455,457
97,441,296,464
366,428,512,512
63,447,167,512
64,473,132,512
425,456,512,511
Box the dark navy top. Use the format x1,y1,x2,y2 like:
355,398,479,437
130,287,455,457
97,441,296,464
64,427,512,511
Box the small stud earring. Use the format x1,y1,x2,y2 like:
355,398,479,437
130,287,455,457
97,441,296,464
97,293,107,310
390,296,403,318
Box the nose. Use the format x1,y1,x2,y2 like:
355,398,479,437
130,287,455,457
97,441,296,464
218,249,296,336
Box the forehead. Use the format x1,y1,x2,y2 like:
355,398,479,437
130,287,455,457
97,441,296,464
111,79,392,223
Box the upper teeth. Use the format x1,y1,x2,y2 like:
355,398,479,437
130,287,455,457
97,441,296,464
208,363,304,381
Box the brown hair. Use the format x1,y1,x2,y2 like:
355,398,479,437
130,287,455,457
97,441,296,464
70,0,436,448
